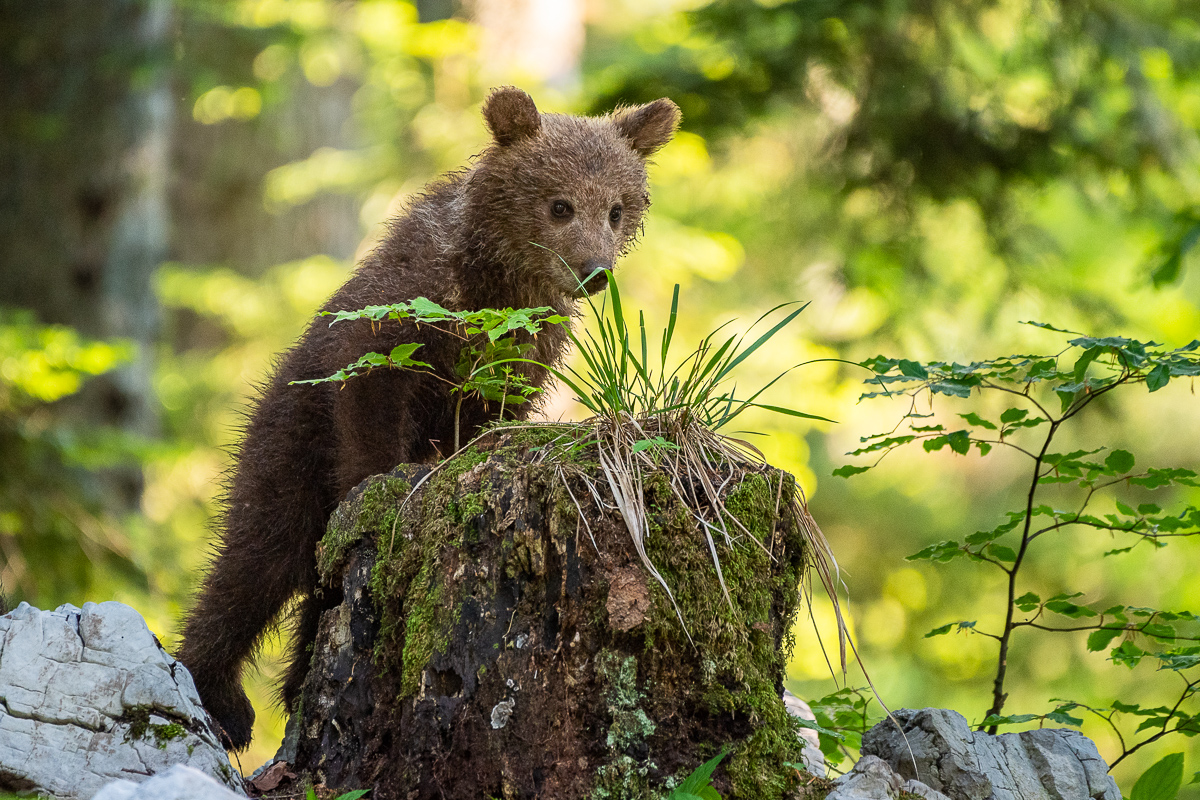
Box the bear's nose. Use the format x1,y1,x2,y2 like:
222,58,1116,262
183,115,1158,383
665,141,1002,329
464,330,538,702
580,260,611,292
581,259,610,279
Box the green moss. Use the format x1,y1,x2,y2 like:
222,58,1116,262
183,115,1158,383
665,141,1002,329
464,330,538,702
120,706,190,750
364,447,492,698
318,476,412,581
636,470,807,800
398,560,445,697
455,490,486,526
150,722,187,749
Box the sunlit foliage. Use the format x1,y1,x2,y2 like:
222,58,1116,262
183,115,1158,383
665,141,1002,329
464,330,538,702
4,0,1199,786
0,312,141,604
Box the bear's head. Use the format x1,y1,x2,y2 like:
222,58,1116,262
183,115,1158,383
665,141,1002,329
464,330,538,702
469,86,681,300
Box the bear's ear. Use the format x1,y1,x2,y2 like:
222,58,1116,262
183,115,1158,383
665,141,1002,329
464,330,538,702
483,87,542,146
612,98,681,158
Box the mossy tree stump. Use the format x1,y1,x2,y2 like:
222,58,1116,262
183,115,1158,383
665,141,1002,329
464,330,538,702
290,429,813,800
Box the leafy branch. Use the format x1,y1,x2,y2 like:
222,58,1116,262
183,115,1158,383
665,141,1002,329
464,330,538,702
837,325,1200,761
290,299,568,450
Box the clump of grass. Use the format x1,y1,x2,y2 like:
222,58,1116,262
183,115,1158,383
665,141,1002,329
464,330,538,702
498,271,848,655
304,268,848,659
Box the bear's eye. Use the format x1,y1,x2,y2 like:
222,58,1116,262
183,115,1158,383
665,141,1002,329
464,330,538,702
551,200,573,219
609,205,623,225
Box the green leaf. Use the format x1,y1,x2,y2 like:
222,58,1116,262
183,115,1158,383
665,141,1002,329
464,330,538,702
1022,321,1082,334
985,544,1017,563
1129,753,1184,800
1056,388,1079,413
947,430,971,455
897,359,928,378
1044,709,1084,726
632,436,679,453
1073,346,1103,382
1045,599,1097,618
1105,449,1135,474
833,464,870,478
930,379,976,398
1142,623,1177,640
965,515,1022,545
960,412,997,430
671,750,728,800
792,716,844,739
1112,640,1146,668
1000,408,1029,424
907,541,963,562
332,791,371,800
1147,363,1171,392
923,435,949,452
1087,628,1122,652
925,620,975,638
1014,592,1041,611
981,713,1038,727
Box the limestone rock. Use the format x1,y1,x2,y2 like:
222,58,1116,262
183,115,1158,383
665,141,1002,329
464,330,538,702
91,764,243,800
862,708,1120,800
782,688,827,777
0,601,243,799
826,755,951,800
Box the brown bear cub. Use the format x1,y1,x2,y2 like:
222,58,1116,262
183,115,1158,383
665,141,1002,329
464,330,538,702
176,87,680,750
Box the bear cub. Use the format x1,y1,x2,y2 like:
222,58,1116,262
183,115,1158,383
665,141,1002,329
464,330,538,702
176,87,680,750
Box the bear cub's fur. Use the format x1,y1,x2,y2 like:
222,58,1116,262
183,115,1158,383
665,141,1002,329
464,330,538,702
176,87,680,750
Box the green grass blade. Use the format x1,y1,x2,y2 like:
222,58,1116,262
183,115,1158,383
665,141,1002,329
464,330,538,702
743,402,838,423
716,302,810,382
661,283,680,365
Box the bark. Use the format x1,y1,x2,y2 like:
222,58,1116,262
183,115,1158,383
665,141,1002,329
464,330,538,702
286,430,813,800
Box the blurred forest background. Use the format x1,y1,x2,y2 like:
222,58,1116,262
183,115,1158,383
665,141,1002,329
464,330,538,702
2,0,1199,788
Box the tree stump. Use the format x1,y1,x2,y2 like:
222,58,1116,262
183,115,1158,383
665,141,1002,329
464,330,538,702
289,429,815,800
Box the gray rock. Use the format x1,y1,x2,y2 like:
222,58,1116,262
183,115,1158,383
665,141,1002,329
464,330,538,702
0,601,243,799
91,764,243,800
828,755,903,800
782,688,827,777
862,708,1120,800
903,778,956,800
827,755,952,800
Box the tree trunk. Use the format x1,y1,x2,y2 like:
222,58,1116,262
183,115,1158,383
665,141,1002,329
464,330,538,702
288,430,813,800
0,0,172,522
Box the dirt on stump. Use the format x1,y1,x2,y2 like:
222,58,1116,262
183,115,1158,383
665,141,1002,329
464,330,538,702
285,427,816,800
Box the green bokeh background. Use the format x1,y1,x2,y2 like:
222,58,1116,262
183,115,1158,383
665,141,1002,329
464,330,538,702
2,0,1198,789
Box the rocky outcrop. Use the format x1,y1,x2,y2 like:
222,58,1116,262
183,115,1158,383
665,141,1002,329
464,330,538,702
92,764,243,800
0,601,243,799
827,755,951,800
858,708,1120,800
